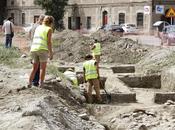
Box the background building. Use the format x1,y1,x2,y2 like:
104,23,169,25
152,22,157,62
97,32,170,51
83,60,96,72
64,0,152,33
6,0,44,25
3,0,175,33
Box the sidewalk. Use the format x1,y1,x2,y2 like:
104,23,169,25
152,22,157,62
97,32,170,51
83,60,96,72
123,35,161,46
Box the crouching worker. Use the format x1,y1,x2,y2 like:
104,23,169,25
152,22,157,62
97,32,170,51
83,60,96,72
83,54,102,103
63,68,78,87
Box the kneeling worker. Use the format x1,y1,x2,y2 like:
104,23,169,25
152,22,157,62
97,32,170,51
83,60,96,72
64,68,78,87
83,54,102,103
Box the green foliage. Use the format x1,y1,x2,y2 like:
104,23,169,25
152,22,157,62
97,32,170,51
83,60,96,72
34,0,68,29
47,64,68,83
0,45,21,66
47,64,61,76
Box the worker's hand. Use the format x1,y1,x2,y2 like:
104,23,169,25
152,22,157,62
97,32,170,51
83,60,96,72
49,52,53,60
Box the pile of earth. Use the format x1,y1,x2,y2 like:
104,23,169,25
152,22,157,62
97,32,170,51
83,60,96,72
0,65,105,130
136,47,175,74
53,30,152,64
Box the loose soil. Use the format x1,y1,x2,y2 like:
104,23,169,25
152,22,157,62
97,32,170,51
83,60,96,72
1,29,175,130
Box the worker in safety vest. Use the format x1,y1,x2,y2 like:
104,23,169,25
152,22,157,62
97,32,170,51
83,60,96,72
91,39,101,65
83,54,102,103
64,68,78,87
29,15,45,87
28,15,54,88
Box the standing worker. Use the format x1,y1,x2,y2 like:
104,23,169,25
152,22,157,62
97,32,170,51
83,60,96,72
91,39,101,65
2,17,14,48
28,15,54,88
29,15,45,87
83,54,102,103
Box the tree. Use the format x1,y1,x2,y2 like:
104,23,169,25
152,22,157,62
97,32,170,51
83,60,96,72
0,0,6,24
34,0,68,30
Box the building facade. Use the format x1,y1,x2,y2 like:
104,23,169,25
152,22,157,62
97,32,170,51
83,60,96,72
4,0,175,33
6,0,44,25
64,0,152,33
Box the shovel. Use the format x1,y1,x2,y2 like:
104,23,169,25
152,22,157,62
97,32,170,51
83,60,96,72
99,80,112,104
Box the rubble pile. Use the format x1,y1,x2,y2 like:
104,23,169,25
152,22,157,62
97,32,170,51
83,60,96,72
54,30,150,64
109,101,175,130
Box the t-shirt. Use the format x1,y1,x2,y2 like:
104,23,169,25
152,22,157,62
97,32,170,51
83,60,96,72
2,20,14,35
29,23,40,39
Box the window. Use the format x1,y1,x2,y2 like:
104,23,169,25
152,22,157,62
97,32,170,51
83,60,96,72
22,13,25,25
34,15,39,23
11,0,14,5
68,17,72,29
76,17,81,29
102,11,108,26
119,13,125,25
137,13,143,27
22,0,25,5
86,17,91,29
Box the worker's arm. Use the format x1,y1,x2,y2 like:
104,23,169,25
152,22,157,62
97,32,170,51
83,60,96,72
83,67,86,83
91,44,96,50
2,23,5,32
95,61,100,79
47,29,53,60
11,22,14,32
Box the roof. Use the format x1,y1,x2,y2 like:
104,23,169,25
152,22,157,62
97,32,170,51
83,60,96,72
153,21,164,26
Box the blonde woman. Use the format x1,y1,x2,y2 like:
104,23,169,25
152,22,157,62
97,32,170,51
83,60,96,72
28,15,54,88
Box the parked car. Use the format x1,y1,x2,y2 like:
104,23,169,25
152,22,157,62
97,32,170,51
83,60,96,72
120,23,138,34
23,23,34,32
161,25,175,46
153,21,170,38
100,24,124,36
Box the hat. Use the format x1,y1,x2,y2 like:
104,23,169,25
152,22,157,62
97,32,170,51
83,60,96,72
85,54,93,60
67,68,74,71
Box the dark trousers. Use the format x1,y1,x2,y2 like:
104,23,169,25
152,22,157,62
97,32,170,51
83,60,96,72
32,65,40,86
5,34,12,48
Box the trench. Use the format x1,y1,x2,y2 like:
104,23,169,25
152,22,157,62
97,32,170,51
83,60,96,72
44,65,175,129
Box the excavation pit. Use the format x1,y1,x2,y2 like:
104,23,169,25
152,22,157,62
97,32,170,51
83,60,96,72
117,73,161,89
111,64,135,73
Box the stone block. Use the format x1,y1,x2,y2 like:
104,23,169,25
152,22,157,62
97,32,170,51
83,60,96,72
154,92,175,104
118,73,161,89
111,65,135,73
92,93,136,103
161,67,175,91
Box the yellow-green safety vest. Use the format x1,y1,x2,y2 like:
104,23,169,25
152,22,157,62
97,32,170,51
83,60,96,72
30,25,51,52
92,42,101,56
83,59,98,80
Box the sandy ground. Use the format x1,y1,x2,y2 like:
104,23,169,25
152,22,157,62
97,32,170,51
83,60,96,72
1,30,175,130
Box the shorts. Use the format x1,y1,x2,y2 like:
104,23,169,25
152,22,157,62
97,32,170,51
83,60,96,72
30,50,48,63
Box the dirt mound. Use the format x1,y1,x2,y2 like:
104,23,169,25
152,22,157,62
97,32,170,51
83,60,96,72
136,48,175,74
53,30,83,40
54,30,150,64
0,65,105,130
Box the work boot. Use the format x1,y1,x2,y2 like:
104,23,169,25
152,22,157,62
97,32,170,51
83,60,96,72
27,84,32,88
87,95,93,104
39,82,44,88
96,98,103,104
